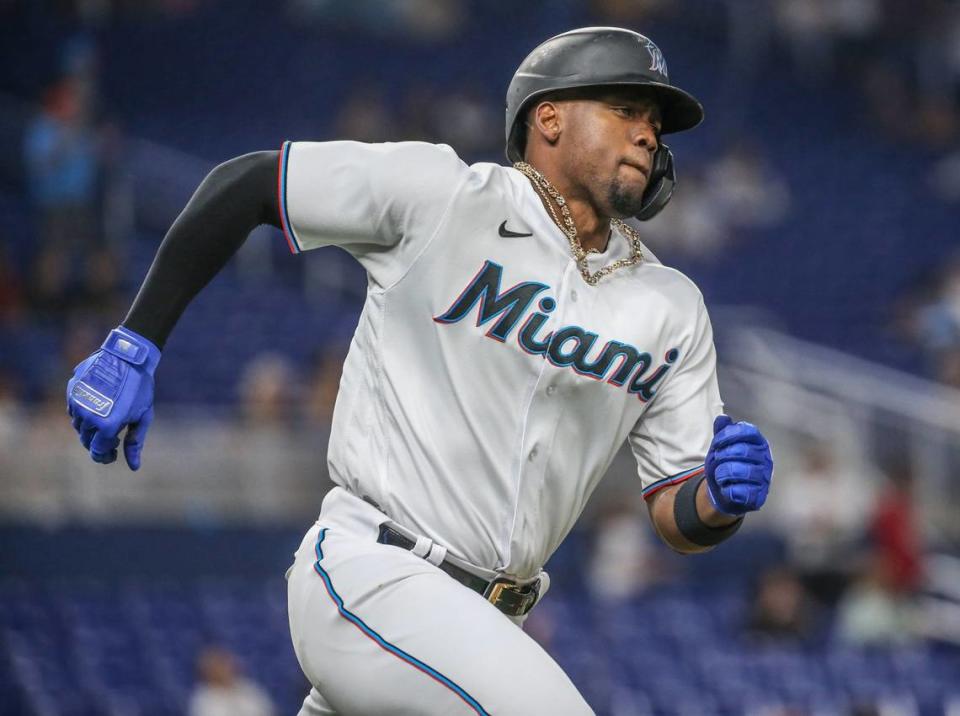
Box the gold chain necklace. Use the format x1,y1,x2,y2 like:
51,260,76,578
513,161,644,286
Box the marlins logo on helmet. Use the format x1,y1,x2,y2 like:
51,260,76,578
643,37,668,77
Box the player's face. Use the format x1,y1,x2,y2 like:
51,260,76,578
560,88,663,218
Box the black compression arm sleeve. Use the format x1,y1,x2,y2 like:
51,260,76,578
122,150,281,349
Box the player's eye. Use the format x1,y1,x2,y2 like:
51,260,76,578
612,106,634,118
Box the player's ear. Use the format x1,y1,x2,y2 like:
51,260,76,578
531,101,562,147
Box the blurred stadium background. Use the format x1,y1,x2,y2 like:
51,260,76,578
2,0,960,714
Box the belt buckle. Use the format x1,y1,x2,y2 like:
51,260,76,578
483,577,539,616
483,577,514,605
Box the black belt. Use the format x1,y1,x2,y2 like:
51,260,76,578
376,523,540,617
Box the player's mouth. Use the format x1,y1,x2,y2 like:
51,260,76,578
621,160,649,178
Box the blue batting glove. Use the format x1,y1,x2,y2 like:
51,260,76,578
705,414,773,516
66,326,161,470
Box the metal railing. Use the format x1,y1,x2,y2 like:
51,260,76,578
717,319,960,542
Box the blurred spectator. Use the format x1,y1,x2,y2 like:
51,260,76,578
25,242,123,326
911,255,960,388
869,460,924,594
398,84,441,142
586,495,668,601
765,439,872,587
930,148,960,202
915,98,958,150
768,0,960,152
21,72,125,327
237,353,298,428
860,62,916,139
25,245,74,321
912,553,960,645
60,34,100,114
834,461,925,645
774,0,881,83
431,88,500,159
0,369,23,443
639,169,731,258
861,5,960,146
704,140,791,230
0,245,24,326
912,1,960,107
640,138,788,258
77,245,123,317
397,0,464,40
334,85,394,143
835,553,920,645
745,567,816,642
302,345,348,428
288,0,464,40
232,352,314,517
774,0,840,82
23,77,101,254
590,0,668,24
189,646,275,716
939,350,960,389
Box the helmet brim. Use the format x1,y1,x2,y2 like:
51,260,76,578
622,81,704,134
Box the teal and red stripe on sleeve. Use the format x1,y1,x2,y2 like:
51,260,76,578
642,464,705,500
276,140,301,254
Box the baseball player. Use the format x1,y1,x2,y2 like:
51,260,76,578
66,28,774,715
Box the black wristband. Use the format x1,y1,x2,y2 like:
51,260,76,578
673,474,743,547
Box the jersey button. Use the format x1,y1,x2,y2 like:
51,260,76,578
546,385,556,396
528,446,539,461
571,290,579,302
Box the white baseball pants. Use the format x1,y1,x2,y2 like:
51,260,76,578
285,487,594,715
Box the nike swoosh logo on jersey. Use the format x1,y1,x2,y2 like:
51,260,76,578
498,221,533,238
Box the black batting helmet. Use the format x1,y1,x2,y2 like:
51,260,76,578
505,27,703,162
504,27,704,220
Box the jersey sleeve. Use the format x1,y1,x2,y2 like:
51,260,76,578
277,140,466,287
629,294,724,500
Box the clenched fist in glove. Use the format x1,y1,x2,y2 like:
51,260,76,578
705,415,773,516
66,326,161,470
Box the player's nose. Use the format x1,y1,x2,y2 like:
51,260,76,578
631,122,659,153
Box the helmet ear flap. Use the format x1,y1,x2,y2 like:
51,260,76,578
634,143,676,221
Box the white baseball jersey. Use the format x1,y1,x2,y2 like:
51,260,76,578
278,139,722,578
